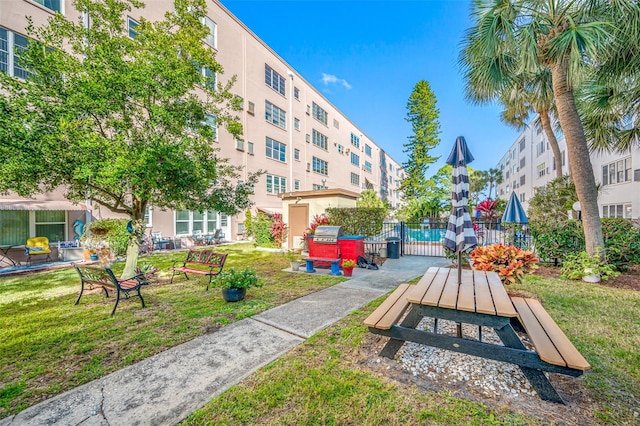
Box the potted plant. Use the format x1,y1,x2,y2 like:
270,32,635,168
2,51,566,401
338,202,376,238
212,267,261,302
560,250,619,283
284,250,301,271
341,258,357,277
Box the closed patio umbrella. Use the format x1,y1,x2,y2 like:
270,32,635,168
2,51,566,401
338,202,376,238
502,192,529,248
501,191,528,224
443,136,478,285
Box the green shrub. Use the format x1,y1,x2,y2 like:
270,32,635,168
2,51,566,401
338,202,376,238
560,249,619,280
601,218,640,270
326,207,385,237
253,213,275,247
529,219,583,263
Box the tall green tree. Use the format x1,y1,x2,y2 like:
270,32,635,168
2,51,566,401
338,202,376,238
0,0,260,277
459,0,638,256
485,167,503,200
357,189,390,217
400,80,441,200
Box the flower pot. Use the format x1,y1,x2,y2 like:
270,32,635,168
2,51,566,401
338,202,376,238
290,260,300,272
582,268,601,283
221,287,246,302
89,254,99,261
342,266,354,277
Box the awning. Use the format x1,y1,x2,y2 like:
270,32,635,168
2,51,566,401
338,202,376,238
0,199,88,211
257,207,283,216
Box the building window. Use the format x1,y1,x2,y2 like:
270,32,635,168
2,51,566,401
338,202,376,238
602,204,632,218
265,137,286,162
265,64,285,96
201,16,216,48
537,163,546,178
128,17,139,39
520,193,526,202
350,172,359,186
364,161,372,173
313,183,328,190
350,133,360,149
0,210,67,245
265,100,286,129
312,102,328,125
294,118,300,130
247,141,254,155
520,175,525,186
0,28,33,79
34,211,65,242
520,157,526,168
337,144,344,154
294,87,299,100
202,66,216,90
536,140,545,156
312,157,328,175
294,179,300,190
333,119,339,128
34,0,62,13
266,174,287,194
365,144,372,157
175,210,219,235
294,148,300,161
204,113,217,141
350,152,360,166
247,101,255,114
519,138,526,152
602,157,632,186
389,163,394,172
144,206,152,227
312,129,328,150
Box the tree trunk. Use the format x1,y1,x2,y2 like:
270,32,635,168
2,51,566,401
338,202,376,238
538,110,563,179
550,59,604,257
121,215,145,279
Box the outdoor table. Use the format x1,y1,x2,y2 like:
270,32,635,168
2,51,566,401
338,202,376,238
369,266,586,403
0,245,17,267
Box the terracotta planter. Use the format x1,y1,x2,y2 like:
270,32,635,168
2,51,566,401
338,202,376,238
342,266,354,277
221,287,246,302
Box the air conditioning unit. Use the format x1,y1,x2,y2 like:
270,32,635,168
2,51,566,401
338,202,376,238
306,105,311,115
306,134,310,143
346,148,350,153
306,162,310,172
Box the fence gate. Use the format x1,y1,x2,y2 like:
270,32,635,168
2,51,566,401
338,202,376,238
378,220,532,257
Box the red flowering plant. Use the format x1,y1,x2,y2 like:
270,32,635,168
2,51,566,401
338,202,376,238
302,214,330,241
270,213,288,247
476,198,500,222
469,243,539,285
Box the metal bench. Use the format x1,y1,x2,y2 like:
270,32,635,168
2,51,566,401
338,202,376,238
74,265,149,316
302,257,342,276
170,249,227,290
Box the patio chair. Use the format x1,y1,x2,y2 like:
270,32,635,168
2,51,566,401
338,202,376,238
151,232,171,250
192,230,206,246
205,229,223,245
25,236,52,265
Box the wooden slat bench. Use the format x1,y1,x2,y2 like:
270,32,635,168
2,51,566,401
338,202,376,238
74,265,149,316
364,284,413,330
303,257,342,276
170,249,227,290
511,297,591,371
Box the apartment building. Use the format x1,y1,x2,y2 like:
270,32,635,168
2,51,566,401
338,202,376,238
0,0,404,250
495,116,639,219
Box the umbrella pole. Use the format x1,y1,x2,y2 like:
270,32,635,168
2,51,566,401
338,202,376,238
457,252,462,284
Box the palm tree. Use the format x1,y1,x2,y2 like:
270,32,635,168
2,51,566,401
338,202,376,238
498,71,564,178
486,167,503,200
459,0,636,256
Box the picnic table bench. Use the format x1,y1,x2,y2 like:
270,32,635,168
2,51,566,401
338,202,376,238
170,249,227,290
74,264,150,316
365,267,590,404
302,257,342,276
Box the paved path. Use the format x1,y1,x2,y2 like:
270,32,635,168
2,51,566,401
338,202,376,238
1,256,450,426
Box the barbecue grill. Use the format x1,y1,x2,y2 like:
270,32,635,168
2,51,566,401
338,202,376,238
312,226,344,244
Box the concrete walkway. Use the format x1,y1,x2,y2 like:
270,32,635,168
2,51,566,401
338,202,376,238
1,256,450,426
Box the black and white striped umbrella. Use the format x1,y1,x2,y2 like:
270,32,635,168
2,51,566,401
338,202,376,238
443,136,478,279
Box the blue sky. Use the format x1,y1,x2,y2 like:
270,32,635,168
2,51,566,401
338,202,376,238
221,0,522,173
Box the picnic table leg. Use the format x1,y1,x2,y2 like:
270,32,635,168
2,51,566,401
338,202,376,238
379,307,421,359
494,323,565,404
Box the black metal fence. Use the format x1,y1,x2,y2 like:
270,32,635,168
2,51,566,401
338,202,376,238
372,220,532,257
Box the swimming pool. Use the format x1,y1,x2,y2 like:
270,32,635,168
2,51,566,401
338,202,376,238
405,228,446,242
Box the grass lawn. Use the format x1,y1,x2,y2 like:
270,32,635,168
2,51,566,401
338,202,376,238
183,272,640,425
0,244,344,418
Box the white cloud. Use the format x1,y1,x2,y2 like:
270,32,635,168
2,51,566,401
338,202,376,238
321,73,352,90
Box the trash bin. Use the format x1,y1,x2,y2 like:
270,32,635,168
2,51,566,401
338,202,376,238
386,237,400,259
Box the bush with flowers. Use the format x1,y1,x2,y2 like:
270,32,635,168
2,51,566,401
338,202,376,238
270,213,288,247
469,243,539,285
301,214,330,248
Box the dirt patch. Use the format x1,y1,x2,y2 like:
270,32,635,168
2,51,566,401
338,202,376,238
534,265,640,291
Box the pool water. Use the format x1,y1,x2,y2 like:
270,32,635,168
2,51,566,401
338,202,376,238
405,228,446,242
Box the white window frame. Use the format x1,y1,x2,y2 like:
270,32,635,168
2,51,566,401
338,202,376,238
266,174,287,194
266,137,286,162
350,172,359,186
312,157,328,176
128,17,139,39
265,100,286,129
365,144,372,156
1,27,31,79
265,64,285,96
33,0,63,13
312,129,328,150
312,102,328,125
350,133,360,149
174,210,219,236
364,161,372,173
350,152,360,167
201,16,217,48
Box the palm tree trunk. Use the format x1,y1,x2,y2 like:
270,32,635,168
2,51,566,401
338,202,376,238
550,58,604,257
538,110,563,179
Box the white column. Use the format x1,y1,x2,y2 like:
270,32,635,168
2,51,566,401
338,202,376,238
288,70,294,193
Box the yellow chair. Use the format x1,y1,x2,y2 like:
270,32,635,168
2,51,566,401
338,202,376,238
26,237,52,265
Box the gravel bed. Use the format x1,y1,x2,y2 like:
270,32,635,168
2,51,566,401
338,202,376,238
396,317,539,399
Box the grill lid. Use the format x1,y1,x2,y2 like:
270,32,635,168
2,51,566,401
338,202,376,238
313,225,344,243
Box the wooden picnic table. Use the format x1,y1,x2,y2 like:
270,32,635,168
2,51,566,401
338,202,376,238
365,267,590,404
